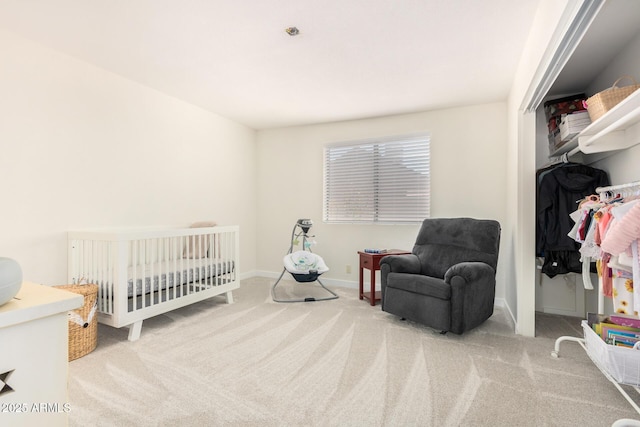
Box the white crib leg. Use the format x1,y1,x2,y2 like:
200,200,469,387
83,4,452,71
128,321,143,341
225,291,234,304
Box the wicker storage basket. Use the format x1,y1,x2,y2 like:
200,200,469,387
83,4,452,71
54,284,98,361
586,75,640,122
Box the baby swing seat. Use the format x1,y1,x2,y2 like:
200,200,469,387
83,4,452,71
284,251,329,283
271,219,338,303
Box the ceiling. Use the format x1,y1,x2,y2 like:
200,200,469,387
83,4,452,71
0,0,542,130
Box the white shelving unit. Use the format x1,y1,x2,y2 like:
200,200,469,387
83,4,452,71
552,330,640,415
550,88,640,158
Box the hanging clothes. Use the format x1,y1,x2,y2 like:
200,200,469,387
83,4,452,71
536,162,610,277
564,181,640,315
601,199,640,314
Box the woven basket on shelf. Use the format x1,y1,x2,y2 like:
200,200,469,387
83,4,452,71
54,283,99,361
586,75,640,122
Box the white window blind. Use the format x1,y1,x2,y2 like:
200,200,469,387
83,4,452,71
323,134,430,223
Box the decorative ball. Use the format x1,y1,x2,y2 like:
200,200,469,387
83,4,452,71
0,257,22,306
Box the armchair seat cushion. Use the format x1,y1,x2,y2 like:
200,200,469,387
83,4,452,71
386,272,450,300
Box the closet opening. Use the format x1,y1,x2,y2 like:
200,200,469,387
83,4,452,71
532,0,640,329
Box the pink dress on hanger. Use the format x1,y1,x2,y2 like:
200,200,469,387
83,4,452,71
601,200,640,314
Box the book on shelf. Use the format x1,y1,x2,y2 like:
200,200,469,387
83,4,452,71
609,313,640,329
610,333,640,348
601,324,640,346
585,313,640,347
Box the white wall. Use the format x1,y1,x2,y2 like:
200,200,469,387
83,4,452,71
507,0,571,335
587,30,640,101
0,29,258,285
588,28,640,184
256,103,508,297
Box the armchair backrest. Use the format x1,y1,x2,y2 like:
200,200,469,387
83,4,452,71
412,217,501,278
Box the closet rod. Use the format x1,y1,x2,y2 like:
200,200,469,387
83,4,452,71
596,181,640,194
547,145,581,165
567,145,581,158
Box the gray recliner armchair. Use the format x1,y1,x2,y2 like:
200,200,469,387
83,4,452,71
380,217,501,334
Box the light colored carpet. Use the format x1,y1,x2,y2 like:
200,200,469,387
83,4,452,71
68,277,640,426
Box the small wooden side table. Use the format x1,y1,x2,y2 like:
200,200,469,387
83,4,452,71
358,250,411,306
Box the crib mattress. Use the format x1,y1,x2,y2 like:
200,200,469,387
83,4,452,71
126,258,234,298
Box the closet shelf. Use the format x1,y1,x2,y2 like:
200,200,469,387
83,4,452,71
550,89,640,157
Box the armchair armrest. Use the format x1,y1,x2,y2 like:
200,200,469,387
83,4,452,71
379,254,421,274
380,254,420,298
444,262,497,334
444,261,495,284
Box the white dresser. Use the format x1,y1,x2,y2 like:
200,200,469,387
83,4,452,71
0,282,82,427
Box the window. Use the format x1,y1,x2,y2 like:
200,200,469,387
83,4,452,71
323,134,430,223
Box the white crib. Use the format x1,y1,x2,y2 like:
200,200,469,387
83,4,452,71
68,225,240,341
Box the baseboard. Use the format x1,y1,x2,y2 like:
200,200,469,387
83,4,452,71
501,299,517,332
251,270,359,289
239,270,259,281
249,271,508,310
537,307,584,317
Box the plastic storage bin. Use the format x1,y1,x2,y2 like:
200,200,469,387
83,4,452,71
582,320,640,386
